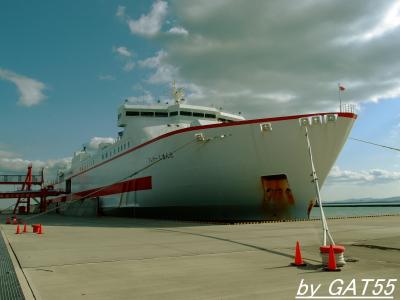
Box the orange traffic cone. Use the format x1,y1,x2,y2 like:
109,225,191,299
16,224,21,234
13,217,17,225
6,217,10,224
324,245,341,272
291,241,307,266
23,224,27,233
37,224,43,235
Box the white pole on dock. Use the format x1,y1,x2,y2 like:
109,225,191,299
304,126,335,246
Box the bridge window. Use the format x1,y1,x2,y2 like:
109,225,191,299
180,111,192,116
126,111,139,116
169,111,178,116
140,111,154,117
155,112,168,117
205,113,216,119
193,112,205,117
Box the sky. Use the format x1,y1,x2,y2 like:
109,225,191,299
0,0,400,201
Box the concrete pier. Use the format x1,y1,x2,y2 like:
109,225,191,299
0,215,399,299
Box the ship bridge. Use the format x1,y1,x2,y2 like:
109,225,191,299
116,85,245,145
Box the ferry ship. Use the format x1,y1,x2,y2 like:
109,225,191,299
48,86,357,220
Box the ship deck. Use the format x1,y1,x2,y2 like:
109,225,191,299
0,214,399,299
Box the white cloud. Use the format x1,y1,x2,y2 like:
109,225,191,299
253,92,296,103
113,46,132,57
98,74,115,81
138,50,178,84
138,49,167,68
360,1,400,42
86,137,115,151
0,150,18,159
148,64,177,84
0,68,47,107
327,166,400,185
126,91,155,105
369,80,400,103
146,0,400,117
113,46,135,72
0,157,71,179
128,0,168,37
123,61,135,72
168,26,189,36
116,5,126,19
116,1,400,117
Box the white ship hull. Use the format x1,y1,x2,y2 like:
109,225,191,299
51,112,356,220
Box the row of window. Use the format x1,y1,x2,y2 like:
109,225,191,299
101,141,131,160
125,111,217,119
79,141,131,172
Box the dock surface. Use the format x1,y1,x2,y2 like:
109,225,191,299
0,215,399,300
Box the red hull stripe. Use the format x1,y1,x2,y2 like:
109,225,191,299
0,182,42,185
49,176,152,204
76,176,152,198
67,112,357,180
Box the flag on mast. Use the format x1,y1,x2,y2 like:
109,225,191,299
339,84,346,91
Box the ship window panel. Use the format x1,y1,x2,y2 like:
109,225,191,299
180,111,192,116
155,112,168,117
126,111,140,116
140,111,154,117
205,113,216,119
193,112,205,117
169,111,178,116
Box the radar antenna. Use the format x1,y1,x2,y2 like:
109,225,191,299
172,81,185,104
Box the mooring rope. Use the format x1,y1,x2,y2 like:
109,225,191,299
0,203,17,215
350,137,400,152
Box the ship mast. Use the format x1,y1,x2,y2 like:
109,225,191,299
172,81,185,104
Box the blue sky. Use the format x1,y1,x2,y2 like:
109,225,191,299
1,0,400,201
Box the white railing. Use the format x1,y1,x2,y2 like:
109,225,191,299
341,104,355,113
0,174,43,183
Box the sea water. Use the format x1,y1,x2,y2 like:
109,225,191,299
310,206,400,218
